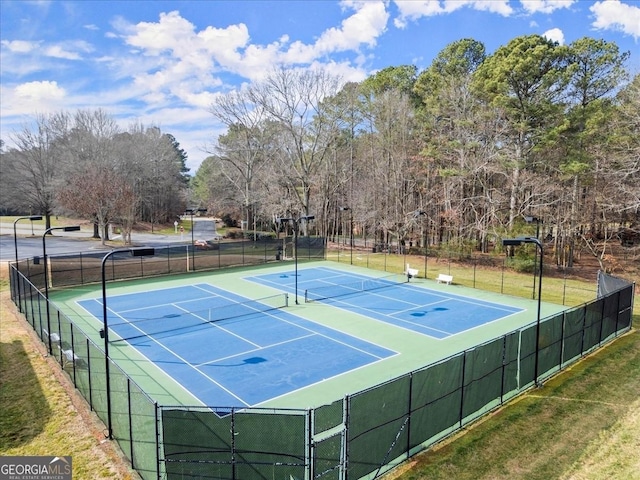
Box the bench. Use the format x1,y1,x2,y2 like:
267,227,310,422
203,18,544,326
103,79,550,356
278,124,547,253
42,328,61,345
436,273,453,285
58,346,82,368
405,264,419,279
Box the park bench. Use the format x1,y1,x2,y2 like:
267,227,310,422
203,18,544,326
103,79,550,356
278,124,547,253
436,273,453,285
405,264,419,279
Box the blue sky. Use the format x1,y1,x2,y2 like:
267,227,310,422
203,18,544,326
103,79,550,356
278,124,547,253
1,0,639,172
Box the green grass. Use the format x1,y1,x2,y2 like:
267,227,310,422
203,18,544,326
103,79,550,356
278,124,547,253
329,249,605,307
0,275,136,478
384,323,640,480
327,249,640,480
2,247,637,480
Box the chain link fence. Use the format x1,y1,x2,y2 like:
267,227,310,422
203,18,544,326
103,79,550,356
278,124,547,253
9,242,634,480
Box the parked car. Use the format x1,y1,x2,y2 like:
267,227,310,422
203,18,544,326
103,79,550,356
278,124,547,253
194,239,220,250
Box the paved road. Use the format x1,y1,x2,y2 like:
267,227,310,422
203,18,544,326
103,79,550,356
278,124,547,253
0,218,220,262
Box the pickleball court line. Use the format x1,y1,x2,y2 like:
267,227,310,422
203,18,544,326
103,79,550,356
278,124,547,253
185,282,398,361
81,294,255,405
86,282,399,407
324,294,454,337
193,332,317,367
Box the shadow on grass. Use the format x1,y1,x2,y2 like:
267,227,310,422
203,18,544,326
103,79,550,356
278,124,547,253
0,339,52,450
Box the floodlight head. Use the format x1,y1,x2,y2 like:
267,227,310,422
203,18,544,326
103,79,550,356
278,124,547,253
29,216,43,221
63,225,81,232
131,248,155,257
503,236,541,247
502,238,524,246
300,215,315,221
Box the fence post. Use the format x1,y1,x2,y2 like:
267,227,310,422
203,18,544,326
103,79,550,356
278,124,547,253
307,409,313,480
459,351,467,428
341,395,350,480
155,403,161,480
127,379,135,468
86,337,93,409
406,373,413,460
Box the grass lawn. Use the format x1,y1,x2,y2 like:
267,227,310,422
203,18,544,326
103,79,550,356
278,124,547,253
0,263,137,479
1,248,638,480
383,325,640,480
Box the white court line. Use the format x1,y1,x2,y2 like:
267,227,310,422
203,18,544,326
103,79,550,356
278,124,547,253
77,299,251,407
87,281,400,407
194,333,316,367
173,303,263,349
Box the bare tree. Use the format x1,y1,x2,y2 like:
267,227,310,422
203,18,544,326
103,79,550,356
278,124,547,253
208,90,275,231
9,112,72,229
247,67,343,232
57,165,136,245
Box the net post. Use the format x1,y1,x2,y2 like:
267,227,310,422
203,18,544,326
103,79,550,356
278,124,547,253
285,293,289,307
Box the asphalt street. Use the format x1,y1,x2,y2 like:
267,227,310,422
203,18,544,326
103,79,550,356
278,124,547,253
0,218,220,262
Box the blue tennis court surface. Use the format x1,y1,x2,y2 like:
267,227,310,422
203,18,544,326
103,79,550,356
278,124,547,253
78,284,395,407
248,266,524,339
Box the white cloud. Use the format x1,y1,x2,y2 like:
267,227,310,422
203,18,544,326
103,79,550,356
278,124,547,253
591,0,640,39
253,1,388,73
2,38,93,60
1,40,40,53
543,27,565,45
519,0,576,15
1,81,68,118
125,11,197,55
44,44,82,60
315,1,388,53
113,5,387,103
467,0,514,15
394,0,513,28
14,80,66,100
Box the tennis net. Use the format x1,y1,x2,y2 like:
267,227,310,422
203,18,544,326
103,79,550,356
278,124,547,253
109,293,289,342
304,273,408,303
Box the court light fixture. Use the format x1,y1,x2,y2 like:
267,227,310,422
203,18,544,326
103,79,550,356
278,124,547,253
185,208,208,271
42,225,81,354
524,216,542,300
407,210,429,278
13,216,43,313
101,247,155,439
279,214,315,304
340,206,353,265
502,236,544,386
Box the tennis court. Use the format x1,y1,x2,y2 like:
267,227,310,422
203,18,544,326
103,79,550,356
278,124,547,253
77,283,396,407
248,266,524,339
58,260,565,410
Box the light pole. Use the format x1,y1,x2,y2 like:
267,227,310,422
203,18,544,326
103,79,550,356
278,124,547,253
340,206,353,265
524,216,541,300
279,214,315,304
13,215,43,312
184,208,207,271
502,236,544,386
42,225,81,354
411,210,427,278
100,247,155,439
